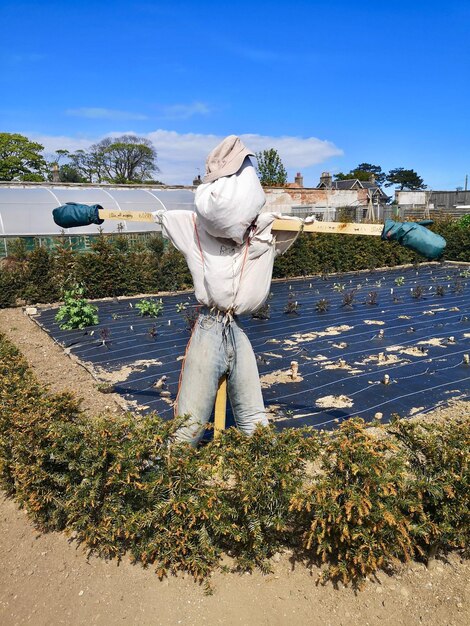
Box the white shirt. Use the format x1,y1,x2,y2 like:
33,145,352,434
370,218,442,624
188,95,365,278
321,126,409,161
154,211,301,315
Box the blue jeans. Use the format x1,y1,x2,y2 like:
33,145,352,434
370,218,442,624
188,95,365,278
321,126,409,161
174,309,268,446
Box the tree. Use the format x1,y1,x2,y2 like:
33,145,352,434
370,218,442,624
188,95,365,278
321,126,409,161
0,133,47,181
89,135,159,183
335,163,385,185
255,148,287,186
58,163,88,183
385,168,426,190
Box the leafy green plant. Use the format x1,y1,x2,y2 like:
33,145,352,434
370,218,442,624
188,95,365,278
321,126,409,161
435,285,446,297
136,298,164,317
457,214,470,229
333,282,345,292
55,286,99,330
394,276,405,286
176,302,188,312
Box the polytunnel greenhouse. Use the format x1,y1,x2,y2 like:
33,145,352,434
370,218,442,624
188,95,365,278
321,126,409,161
0,183,196,257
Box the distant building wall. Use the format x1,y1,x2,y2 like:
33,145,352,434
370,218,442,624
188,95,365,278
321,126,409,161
263,187,370,212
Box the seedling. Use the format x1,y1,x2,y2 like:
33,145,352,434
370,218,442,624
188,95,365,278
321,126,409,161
341,290,356,308
394,276,405,287
453,279,464,294
176,302,188,313
460,270,470,279
366,291,379,306
284,297,300,315
147,324,158,341
315,298,330,313
333,282,345,292
411,285,425,300
99,327,111,348
136,298,164,317
55,286,99,330
252,303,271,320
435,285,446,297
184,308,199,331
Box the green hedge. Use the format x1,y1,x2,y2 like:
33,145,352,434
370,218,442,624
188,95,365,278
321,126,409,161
0,221,469,307
1,335,468,589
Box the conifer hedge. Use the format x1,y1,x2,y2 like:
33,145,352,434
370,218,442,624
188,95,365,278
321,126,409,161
1,335,468,589
0,220,468,308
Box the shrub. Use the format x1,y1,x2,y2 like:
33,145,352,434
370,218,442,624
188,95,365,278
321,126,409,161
290,419,416,588
387,418,470,559
1,334,469,590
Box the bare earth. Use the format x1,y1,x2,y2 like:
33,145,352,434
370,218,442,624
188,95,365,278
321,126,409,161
1,308,469,626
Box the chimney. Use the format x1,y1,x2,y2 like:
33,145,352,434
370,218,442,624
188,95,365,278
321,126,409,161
294,172,303,187
320,171,332,188
369,173,376,184
52,162,60,183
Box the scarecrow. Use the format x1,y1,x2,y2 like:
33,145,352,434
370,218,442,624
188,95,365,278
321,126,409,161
52,135,446,446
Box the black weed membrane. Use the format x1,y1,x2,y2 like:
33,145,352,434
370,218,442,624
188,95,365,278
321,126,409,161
36,263,470,429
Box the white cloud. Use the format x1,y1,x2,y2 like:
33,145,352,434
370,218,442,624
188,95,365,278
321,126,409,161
29,129,343,185
160,102,212,120
66,108,148,121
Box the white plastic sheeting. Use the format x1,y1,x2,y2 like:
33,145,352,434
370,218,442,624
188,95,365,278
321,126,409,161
0,185,195,236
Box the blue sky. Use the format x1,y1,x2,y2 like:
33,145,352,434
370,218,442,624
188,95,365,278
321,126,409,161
1,0,469,188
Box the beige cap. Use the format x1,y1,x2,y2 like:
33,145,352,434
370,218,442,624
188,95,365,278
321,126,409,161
203,135,255,183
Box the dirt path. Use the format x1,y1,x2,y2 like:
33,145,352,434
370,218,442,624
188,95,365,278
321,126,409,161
1,308,469,626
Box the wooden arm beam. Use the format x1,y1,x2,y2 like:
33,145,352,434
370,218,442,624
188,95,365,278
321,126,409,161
97,209,383,237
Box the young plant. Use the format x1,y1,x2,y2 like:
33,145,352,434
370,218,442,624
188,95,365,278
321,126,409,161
55,286,99,330
136,298,164,317
366,291,379,306
315,298,330,313
435,285,446,297
147,324,158,341
99,327,111,348
284,295,300,315
176,302,188,313
341,289,356,308
411,285,425,300
453,279,464,294
394,276,405,287
183,308,199,331
333,282,345,292
252,303,271,320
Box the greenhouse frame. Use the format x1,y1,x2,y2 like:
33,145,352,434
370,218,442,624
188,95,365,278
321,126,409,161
0,183,196,257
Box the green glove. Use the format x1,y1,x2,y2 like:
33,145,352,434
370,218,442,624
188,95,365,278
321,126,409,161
382,219,446,260
52,203,104,228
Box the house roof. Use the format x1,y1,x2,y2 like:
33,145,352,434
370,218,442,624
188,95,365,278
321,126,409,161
317,178,389,198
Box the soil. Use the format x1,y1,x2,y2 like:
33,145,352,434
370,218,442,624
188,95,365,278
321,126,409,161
1,308,469,626
315,394,354,409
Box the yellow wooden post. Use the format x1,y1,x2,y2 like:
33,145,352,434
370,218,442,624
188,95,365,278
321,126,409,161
214,375,227,438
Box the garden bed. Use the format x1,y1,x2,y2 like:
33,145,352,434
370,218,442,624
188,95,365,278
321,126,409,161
32,262,470,429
